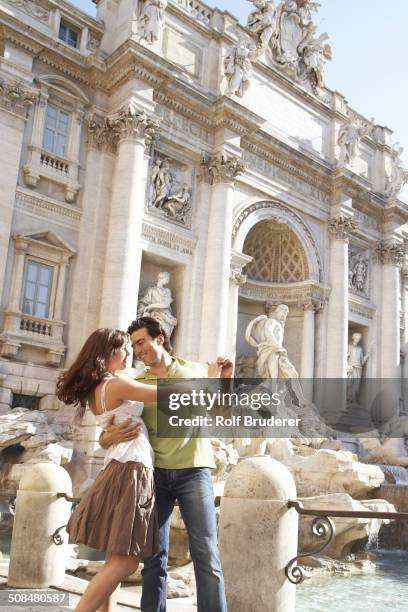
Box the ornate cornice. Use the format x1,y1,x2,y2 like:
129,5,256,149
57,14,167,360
201,154,245,185
239,280,329,305
15,188,81,230
0,78,38,116
328,215,357,241
374,240,406,267
242,139,331,197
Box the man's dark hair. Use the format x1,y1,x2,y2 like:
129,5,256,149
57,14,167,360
127,317,173,353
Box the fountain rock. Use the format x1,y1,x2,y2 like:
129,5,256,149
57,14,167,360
284,449,385,497
299,493,395,559
359,437,408,467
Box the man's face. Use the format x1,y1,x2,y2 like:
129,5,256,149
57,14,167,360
278,311,288,324
130,327,164,367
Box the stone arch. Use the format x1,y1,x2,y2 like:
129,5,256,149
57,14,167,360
35,75,90,104
232,200,323,283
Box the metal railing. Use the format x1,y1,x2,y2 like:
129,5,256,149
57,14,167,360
285,500,408,584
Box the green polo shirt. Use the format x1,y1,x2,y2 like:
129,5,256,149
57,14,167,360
138,357,216,469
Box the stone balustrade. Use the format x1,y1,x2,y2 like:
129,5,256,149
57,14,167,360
40,152,69,176
0,310,65,365
170,0,213,28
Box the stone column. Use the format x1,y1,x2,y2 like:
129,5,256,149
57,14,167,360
54,256,70,321
199,155,245,361
66,114,117,361
99,106,158,330
184,171,212,359
0,81,37,299
401,265,408,412
65,107,84,203
375,240,405,379
7,237,28,312
300,298,317,402
326,215,356,378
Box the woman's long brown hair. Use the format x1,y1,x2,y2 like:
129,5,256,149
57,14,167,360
56,328,129,420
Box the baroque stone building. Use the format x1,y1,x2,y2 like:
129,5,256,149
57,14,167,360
0,0,408,426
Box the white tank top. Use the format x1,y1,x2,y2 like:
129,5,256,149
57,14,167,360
96,377,154,470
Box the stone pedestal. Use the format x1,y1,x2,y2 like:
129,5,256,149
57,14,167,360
219,456,298,612
99,106,158,330
8,463,72,588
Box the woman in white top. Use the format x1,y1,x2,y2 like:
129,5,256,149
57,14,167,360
57,328,158,612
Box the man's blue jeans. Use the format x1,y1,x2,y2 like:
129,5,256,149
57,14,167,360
141,467,227,612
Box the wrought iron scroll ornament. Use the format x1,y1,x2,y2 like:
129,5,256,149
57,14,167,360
51,493,81,546
285,499,408,585
285,514,335,584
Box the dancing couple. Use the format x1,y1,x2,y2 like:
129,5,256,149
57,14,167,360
57,316,232,612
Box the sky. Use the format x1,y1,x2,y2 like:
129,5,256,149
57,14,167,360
73,0,408,167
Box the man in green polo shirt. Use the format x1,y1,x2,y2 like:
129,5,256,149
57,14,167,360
99,316,232,612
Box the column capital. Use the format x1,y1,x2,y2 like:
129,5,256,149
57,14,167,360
201,154,245,185
114,105,159,145
230,270,247,286
87,114,119,154
299,298,324,312
87,107,159,153
374,240,406,267
328,215,357,241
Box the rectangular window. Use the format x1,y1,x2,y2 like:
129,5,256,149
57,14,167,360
12,394,40,411
43,104,70,157
21,260,53,319
58,20,79,48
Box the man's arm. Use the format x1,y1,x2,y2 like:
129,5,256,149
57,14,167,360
99,416,142,450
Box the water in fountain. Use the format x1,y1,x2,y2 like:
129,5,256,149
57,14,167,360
377,464,408,485
296,550,408,612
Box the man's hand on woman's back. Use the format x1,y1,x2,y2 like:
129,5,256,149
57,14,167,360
99,416,142,449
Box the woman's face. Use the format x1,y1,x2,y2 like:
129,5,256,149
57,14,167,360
107,342,131,372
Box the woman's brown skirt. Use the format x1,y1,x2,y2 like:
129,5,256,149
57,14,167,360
67,460,159,558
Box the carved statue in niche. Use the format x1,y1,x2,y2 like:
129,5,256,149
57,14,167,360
347,332,369,404
337,118,370,167
349,251,369,295
148,155,192,225
245,303,308,405
138,0,168,44
137,271,178,339
385,143,408,201
224,41,255,98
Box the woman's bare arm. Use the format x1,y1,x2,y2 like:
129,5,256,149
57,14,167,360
109,377,157,404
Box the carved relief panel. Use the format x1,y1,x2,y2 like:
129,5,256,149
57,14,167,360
146,151,194,228
349,247,370,298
